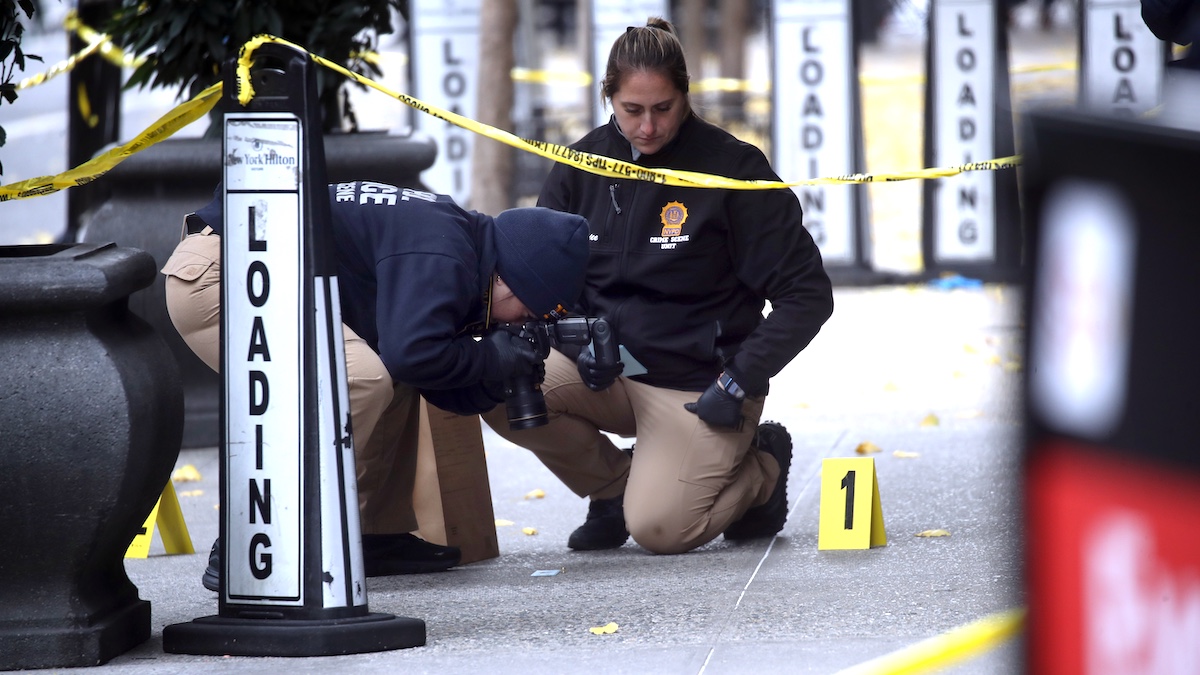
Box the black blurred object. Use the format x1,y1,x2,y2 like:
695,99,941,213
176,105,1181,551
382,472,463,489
1141,0,1200,69
854,0,895,44
1021,106,1200,675
684,377,745,430
495,316,618,430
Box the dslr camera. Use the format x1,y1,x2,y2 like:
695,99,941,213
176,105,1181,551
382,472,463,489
492,316,617,430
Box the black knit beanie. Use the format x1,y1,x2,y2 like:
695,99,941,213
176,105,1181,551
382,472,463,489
493,207,590,318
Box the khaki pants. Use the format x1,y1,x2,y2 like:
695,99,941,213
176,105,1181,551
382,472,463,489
482,349,779,554
161,231,418,534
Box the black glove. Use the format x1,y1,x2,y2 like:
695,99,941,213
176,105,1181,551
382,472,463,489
576,349,624,391
684,378,745,429
483,330,540,381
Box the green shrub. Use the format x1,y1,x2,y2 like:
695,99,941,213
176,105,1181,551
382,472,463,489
102,0,404,131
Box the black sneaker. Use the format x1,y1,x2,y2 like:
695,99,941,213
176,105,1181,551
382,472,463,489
201,539,220,592
724,421,793,540
567,494,630,550
362,533,461,576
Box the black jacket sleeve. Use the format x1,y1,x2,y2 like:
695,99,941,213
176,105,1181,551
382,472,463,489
418,382,504,416
722,146,834,396
374,250,502,391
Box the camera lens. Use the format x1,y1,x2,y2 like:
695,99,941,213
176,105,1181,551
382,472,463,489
506,376,548,430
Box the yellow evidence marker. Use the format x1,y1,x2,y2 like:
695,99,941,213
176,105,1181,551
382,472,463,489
125,481,195,558
818,457,887,550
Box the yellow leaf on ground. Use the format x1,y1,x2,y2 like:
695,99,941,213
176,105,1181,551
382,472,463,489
524,488,546,500
883,381,899,392
1003,361,1022,372
985,354,1002,366
855,441,882,454
172,464,202,482
963,343,979,354
955,410,983,419
892,451,920,459
920,413,940,428
494,519,515,527
589,622,619,635
522,527,538,536
178,489,204,497
915,529,951,537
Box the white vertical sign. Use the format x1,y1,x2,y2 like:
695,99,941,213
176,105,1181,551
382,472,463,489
931,0,996,263
223,115,305,605
590,0,670,128
1081,0,1164,116
771,0,857,265
411,0,481,204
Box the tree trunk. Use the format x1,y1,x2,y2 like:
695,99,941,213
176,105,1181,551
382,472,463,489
719,0,749,123
470,0,518,215
680,0,707,76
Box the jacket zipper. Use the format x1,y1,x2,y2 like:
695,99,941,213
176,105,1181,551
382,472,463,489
602,183,622,245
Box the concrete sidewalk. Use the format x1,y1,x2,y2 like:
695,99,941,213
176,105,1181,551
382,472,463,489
66,283,1025,675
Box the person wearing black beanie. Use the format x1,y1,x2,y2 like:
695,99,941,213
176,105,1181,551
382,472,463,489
162,181,589,590
493,206,590,321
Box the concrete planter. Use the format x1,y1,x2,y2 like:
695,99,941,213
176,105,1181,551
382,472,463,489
79,132,437,448
0,242,183,670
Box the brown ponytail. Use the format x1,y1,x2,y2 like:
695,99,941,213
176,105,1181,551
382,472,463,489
601,16,692,106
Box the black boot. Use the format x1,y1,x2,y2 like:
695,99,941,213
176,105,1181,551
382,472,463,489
362,533,461,576
201,539,219,592
567,494,630,550
201,533,460,589
724,421,793,540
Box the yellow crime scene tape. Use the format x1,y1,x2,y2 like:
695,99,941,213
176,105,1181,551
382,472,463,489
238,35,1021,190
62,10,147,69
834,608,1025,675
860,61,1077,89
0,82,221,201
1,31,1023,202
15,9,146,92
511,66,593,87
14,34,105,92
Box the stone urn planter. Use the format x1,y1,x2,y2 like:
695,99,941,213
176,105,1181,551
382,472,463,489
0,242,183,670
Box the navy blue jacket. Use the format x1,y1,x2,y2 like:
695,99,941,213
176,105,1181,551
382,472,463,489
538,115,833,396
327,182,502,414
